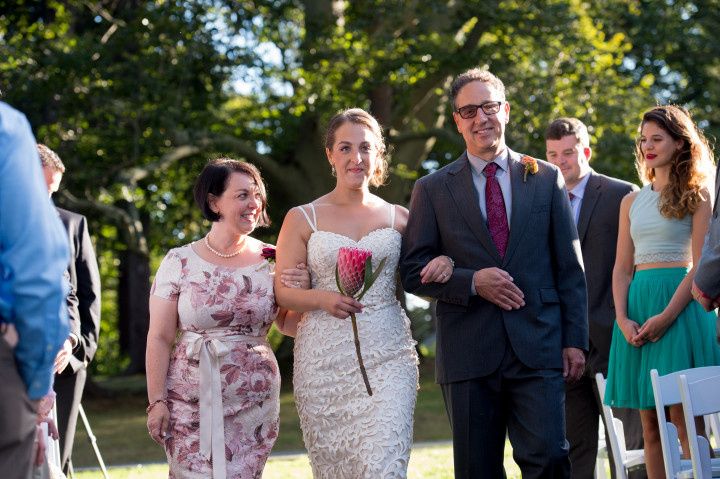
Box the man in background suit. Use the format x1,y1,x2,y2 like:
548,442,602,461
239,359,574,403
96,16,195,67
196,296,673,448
38,144,101,474
401,68,588,479
546,118,645,478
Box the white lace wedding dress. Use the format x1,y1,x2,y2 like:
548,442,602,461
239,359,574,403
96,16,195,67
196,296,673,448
293,204,419,478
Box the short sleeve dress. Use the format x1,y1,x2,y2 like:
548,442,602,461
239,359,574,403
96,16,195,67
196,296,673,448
151,243,280,479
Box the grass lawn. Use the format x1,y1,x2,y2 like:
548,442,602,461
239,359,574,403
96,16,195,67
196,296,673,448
75,442,528,478
71,363,452,467
70,364,536,477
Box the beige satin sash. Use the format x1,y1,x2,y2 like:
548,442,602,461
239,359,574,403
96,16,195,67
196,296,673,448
180,329,267,479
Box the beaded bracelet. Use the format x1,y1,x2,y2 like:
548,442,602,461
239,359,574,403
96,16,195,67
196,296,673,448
146,398,168,414
444,256,455,268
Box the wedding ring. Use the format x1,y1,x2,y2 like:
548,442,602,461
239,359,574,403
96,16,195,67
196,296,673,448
295,281,300,287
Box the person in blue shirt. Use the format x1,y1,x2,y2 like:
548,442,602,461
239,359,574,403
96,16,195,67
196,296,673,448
0,101,70,478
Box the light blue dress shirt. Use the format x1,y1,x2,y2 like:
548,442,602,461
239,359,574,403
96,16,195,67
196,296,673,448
0,102,70,400
568,172,591,225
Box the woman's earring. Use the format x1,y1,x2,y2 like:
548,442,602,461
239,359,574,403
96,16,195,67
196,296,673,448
331,164,336,177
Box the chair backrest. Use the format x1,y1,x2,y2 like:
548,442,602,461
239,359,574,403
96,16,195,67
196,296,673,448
596,373,628,479
651,366,720,478
679,374,720,479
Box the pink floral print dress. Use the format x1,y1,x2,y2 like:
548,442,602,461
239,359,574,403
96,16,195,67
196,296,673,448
151,244,280,479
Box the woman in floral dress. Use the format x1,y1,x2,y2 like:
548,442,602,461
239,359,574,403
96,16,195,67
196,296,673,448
145,159,308,479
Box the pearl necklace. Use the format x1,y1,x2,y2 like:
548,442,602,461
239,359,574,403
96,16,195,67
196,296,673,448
204,234,243,258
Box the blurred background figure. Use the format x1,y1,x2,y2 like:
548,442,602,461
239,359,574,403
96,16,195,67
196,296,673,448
38,144,101,475
0,101,69,479
692,142,720,343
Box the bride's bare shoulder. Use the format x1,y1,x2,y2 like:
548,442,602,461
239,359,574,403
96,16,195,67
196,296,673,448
392,204,409,234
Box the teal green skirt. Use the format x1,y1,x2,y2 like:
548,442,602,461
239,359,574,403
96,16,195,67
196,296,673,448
605,267,720,409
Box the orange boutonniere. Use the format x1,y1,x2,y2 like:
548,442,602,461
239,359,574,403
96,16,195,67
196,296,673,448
521,155,538,182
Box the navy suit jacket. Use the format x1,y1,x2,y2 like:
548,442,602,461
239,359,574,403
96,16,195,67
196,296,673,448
400,150,588,384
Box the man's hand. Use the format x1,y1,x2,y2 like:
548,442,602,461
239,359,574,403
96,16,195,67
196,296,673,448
562,347,585,383
473,268,525,310
53,338,72,374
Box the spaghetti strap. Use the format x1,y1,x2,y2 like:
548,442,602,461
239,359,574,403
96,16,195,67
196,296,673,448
297,204,318,232
389,204,396,229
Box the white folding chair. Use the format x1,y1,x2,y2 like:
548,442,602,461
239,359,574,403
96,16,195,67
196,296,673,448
679,374,720,478
595,421,609,479
704,413,720,449
651,367,720,478
595,373,645,479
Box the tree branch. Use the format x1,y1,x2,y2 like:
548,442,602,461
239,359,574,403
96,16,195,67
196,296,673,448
117,145,202,184
56,190,148,253
388,128,463,146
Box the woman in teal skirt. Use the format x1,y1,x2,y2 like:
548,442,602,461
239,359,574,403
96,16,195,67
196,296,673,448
605,105,720,478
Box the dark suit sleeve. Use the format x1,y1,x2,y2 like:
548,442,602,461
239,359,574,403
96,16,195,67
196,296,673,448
72,215,101,368
695,212,720,303
64,269,81,340
549,169,588,350
400,179,475,306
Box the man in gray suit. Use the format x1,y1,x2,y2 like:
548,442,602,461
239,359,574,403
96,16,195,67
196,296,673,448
400,68,588,479
546,118,644,479
692,161,720,336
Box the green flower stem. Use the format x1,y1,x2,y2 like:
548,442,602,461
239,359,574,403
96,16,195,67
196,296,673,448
350,312,373,396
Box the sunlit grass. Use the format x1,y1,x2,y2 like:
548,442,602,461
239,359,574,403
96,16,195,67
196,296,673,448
75,442,529,478
71,364,450,467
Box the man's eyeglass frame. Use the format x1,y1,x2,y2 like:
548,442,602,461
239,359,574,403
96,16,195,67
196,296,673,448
455,101,504,119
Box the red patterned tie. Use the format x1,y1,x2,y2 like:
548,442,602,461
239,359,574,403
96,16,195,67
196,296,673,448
483,162,509,257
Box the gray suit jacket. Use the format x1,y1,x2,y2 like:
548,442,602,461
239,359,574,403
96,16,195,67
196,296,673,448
400,150,588,384
576,171,637,374
694,163,720,304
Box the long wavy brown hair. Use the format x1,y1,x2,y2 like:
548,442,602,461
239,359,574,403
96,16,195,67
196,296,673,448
635,105,715,219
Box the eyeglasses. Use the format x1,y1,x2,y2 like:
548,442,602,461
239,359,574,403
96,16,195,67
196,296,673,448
455,101,503,119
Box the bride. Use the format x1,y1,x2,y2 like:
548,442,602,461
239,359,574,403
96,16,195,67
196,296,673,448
274,108,453,478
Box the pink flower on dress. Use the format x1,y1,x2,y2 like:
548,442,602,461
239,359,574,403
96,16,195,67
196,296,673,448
189,270,238,309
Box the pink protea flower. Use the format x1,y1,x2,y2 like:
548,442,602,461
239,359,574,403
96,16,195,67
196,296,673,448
336,247,372,297
334,246,387,396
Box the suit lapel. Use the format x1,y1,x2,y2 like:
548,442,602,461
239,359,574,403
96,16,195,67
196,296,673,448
503,150,536,266
576,172,601,243
445,153,502,263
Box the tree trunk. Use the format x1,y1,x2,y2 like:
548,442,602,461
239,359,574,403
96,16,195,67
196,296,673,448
118,249,150,374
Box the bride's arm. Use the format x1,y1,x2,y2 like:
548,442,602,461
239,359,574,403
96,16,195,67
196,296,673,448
274,208,362,319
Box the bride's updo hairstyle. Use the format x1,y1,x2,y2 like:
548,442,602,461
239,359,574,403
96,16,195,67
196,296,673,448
324,108,389,187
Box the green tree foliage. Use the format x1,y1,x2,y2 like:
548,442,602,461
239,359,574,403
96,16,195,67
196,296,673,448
5,0,706,376
589,0,720,149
